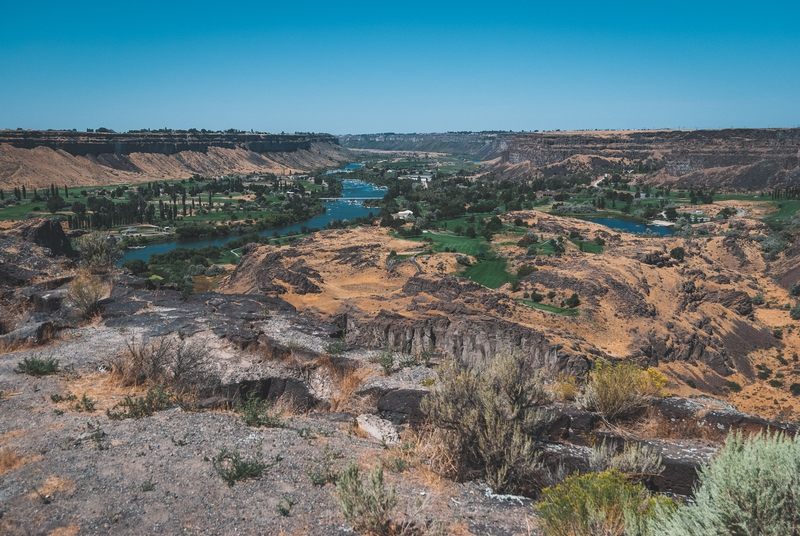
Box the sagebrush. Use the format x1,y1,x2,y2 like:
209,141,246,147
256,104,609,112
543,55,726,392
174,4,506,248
65,273,108,319
336,461,397,535
110,334,217,395
581,360,666,421
421,353,554,494
653,431,800,535
536,470,674,536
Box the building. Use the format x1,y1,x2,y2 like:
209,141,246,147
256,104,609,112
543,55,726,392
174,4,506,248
391,210,414,220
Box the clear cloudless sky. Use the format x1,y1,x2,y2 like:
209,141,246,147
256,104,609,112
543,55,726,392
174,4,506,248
1,0,799,134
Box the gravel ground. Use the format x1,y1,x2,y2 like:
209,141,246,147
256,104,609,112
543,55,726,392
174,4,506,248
0,324,537,536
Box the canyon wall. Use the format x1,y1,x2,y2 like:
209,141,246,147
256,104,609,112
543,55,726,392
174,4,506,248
0,130,351,188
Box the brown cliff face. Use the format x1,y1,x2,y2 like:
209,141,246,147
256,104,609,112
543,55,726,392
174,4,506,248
494,129,800,190
0,130,352,188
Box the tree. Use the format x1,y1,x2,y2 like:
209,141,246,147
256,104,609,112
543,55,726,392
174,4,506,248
669,247,686,262
565,293,580,308
46,195,66,213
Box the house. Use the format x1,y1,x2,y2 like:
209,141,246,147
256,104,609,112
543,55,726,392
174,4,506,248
536,190,558,199
392,210,414,220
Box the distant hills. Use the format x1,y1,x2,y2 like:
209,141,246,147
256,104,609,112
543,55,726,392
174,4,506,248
0,130,351,189
342,129,800,191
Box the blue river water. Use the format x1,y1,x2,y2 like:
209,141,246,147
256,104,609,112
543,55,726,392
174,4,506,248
582,217,675,237
120,179,386,264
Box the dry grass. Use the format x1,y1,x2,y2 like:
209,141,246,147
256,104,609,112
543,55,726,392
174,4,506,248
61,372,143,412
330,366,372,413
633,407,726,442
65,272,109,319
0,447,23,475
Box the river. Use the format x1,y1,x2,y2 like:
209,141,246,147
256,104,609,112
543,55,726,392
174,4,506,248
582,217,675,237
120,179,386,264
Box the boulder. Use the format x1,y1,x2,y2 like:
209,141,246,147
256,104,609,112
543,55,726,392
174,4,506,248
356,414,400,445
377,389,428,424
16,218,73,257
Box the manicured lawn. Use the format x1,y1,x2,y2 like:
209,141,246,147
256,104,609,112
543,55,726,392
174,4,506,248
570,239,604,253
518,299,579,316
0,201,51,220
765,200,800,222
405,232,490,257
464,256,511,288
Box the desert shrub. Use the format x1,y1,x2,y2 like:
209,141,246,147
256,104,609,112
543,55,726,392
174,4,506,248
769,379,784,388
517,265,537,278
724,380,742,393
791,303,800,320
773,328,783,339
588,441,665,483
791,283,800,296
308,445,343,486
65,273,108,319
15,355,59,376
336,461,397,535
110,335,217,395
790,383,800,396
537,470,674,536
551,373,579,401
212,448,267,487
205,265,227,277
669,246,685,261
581,360,666,422
564,293,581,308
750,292,765,305
236,392,282,428
686,379,697,389
106,385,173,420
74,231,122,270
187,264,206,276
653,431,800,535
421,354,553,494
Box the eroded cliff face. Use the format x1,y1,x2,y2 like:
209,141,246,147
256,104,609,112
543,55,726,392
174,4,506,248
494,129,800,190
214,216,800,422
0,130,352,188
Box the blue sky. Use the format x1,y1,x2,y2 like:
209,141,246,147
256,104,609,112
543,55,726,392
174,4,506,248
1,1,798,133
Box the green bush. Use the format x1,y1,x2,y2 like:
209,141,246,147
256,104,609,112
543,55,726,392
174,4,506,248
517,265,537,278
536,470,673,536
791,303,800,320
669,247,686,261
74,231,122,271
236,392,282,428
769,379,784,388
15,355,59,376
725,380,742,393
750,293,765,305
106,385,173,420
564,293,581,308
790,383,800,396
653,432,800,535
421,354,553,494
212,448,267,487
336,461,396,535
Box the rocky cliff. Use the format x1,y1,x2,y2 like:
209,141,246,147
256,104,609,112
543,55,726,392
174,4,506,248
493,129,800,190
0,130,352,188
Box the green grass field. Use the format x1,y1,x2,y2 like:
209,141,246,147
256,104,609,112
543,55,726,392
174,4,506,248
464,256,511,288
0,202,49,220
570,239,604,253
764,200,800,222
418,232,490,256
517,299,579,316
